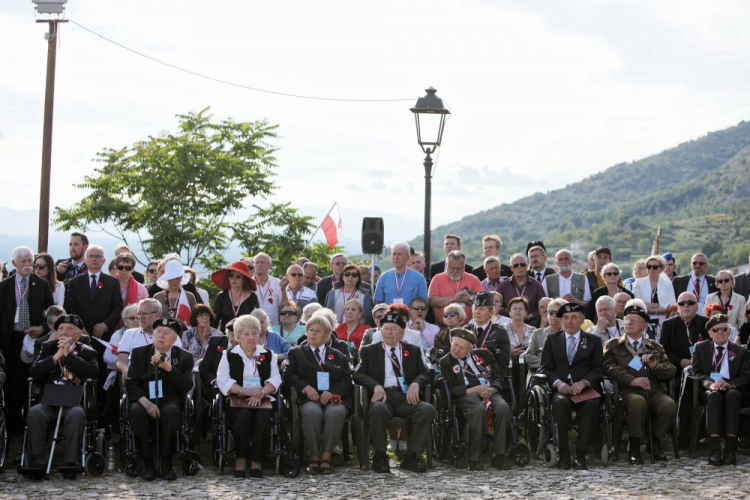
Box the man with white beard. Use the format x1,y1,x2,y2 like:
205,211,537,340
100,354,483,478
543,249,590,310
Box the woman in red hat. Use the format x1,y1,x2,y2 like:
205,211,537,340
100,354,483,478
212,261,259,332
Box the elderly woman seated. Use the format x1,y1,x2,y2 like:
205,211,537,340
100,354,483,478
182,304,224,362
216,315,281,478
284,314,352,474
432,303,467,356
250,309,292,362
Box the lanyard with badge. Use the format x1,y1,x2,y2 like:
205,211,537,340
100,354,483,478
149,352,168,399
628,342,644,371
710,347,727,381
463,356,490,386
315,348,330,391
243,356,262,390
392,270,408,305
384,342,408,393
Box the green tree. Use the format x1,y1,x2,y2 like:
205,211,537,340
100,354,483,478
303,242,346,277
54,108,309,269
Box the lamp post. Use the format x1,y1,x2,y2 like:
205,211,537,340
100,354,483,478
410,87,450,270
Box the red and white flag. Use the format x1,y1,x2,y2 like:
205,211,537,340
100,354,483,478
177,289,192,326
321,203,343,249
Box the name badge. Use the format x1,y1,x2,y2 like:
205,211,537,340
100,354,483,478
628,356,643,371
478,377,490,386
397,376,408,393
317,372,330,391
243,376,261,390
710,372,723,381
689,346,694,355
393,298,404,305
149,380,163,399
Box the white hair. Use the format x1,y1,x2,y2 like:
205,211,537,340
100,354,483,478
509,253,527,264
253,252,272,265
11,246,34,262
250,308,271,324
85,244,105,258
301,302,323,323
555,248,572,259
595,295,616,310
391,241,410,255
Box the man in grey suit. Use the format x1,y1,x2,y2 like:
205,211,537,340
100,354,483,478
543,249,590,310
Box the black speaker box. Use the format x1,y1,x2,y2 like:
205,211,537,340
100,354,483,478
361,217,384,254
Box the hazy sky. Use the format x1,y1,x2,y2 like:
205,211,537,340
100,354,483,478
2,0,750,252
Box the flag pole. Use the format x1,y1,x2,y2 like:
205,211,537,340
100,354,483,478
298,202,338,258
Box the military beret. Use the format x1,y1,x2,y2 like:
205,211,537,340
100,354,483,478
54,314,84,331
152,317,182,336
474,291,494,307
623,305,650,322
450,327,477,346
662,252,674,263
380,312,406,329
555,303,585,317
526,240,546,255
706,314,730,331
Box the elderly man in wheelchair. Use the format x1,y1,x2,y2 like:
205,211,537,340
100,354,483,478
24,314,98,479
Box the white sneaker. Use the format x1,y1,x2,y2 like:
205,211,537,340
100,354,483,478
387,440,398,452
398,440,408,452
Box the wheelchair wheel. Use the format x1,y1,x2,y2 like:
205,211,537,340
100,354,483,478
182,455,201,476
449,439,468,470
0,410,7,468
543,443,558,468
526,385,547,456
511,443,531,467
85,452,106,476
431,390,445,460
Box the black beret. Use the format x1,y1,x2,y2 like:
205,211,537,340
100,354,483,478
526,240,546,254
152,318,182,336
450,328,477,345
54,314,84,330
555,303,585,317
380,312,406,329
623,305,650,322
474,291,494,307
706,314,730,331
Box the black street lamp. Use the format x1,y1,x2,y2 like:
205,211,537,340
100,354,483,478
410,87,450,270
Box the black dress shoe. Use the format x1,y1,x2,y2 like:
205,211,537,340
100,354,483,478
650,441,667,462
469,461,484,471
372,452,390,473
708,453,723,466
574,451,588,470
629,446,643,465
162,460,177,481
142,459,157,481
723,438,737,465
399,452,426,473
250,468,263,478
558,450,571,470
234,469,246,479
491,455,512,471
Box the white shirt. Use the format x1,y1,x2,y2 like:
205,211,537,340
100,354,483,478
117,327,182,354
286,286,317,308
628,335,644,352
216,344,282,396
255,276,282,327
712,342,730,379
542,273,592,301
310,344,327,367
382,342,403,388
371,328,429,366
554,330,582,389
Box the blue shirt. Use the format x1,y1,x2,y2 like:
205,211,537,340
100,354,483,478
264,330,292,356
374,268,428,306
272,324,306,344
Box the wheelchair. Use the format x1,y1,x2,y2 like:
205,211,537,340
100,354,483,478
19,378,106,479
525,373,614,467
210,385,298,477
0,390,8,469
119,382,200,478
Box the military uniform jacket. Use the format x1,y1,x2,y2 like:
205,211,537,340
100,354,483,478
126,344,194,404
439,348,503,398
691,339,750,392
541,330,605,389
469,322,511,377
284,344,353,411
30,340,99,391
603,335,675,396
354,341,430,392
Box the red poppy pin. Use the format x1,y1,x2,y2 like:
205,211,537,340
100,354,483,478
403,349,411,357
453,365,461,374
327,353,335,360
217,347,225,354
98,281,104,289
330,394,342,405
257,354,266,362
482,343,488,349
728,305,733,311
729,351,737,361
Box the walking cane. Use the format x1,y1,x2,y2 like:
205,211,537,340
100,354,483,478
154,353,165,475
643,362,656,464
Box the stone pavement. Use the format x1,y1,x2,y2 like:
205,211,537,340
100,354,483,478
2,453,750,500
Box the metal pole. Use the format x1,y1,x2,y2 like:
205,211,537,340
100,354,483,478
37,20,62,253
423,150,433,269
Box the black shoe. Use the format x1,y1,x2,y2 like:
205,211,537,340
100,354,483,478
161,458,176,481
372,452,390,473
142,459,156,481
234,469,246,479
650,441,667,462
708,437,723,466
250,468,263,478
468,460,484,471
558,449,571,470
491,454,512,471
399,451,426,473
574,451,588,470
629,438,643,465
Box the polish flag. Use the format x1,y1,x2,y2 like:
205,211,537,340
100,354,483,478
321,203,343,249
177,289,192,326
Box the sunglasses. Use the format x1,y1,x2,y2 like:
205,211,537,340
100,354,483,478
343,272,360,278
443,312,459,318
604,272,619,276
288,273,303,278
147,268,156,274
646,264,661,270
716,278,732,284
116,265,133,271
548,310,559,316
280,311,298,316
677,300,697,307
411,306,428,311
710,326,729,333
246,265,255,270
228,273,244,280
692,261,707,266
512,263,527,268
33,264,47,270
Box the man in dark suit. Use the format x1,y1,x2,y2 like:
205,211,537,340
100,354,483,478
659,292,709,373
55,232,89,285
429,234,472,279
691,314,750,466
439,328,512,471
672,253,716,313
63,244,124,340
315,253,348,305
354,311,434,473
0,246,54,432
26,315,98,478
126,318,194,481
471,235,511,282
527,242,557,283
541,303,605,470
733,254,750,300
467,292,511,375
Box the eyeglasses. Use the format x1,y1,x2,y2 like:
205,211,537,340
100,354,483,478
147,268,156,274
624,317,645,324
692,261,707,266
511,263,527,268
547,310,559,316
333,261,347,266
124,316,138,321
33,264,47,270
604,272,619,276
228,274,243,280
280,311,298,316
677,300,697,307
411,306,428,311
116,265,133,271
710,326,730,333
716,278,732,284
137,311,159,318
443,312,459,318
87,254,104,259
343,272,359,278
288,273,303,278
646,264,661,270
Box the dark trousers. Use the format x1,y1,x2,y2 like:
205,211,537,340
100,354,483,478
28,404,86,465
129,399,181,459
621,390,676,440
551,392,599,452
6,331,30,433
703,389,743,436
230,407,272,462
368,388,435,455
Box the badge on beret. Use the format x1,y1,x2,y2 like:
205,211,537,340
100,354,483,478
474,291,494,307
623,305,650,322
706,314,730,331
54,314,84,330
450,327,478,345
152,317,181,336
555,303,585,317
381,312,406,329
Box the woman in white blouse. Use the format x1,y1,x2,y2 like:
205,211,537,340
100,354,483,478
216,314,281,478
632,255,676,326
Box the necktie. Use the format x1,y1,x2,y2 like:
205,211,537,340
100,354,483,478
90,274,98,300
536,272,542,282
693,278,701,299
632,340,639,353
314,347,323,368
713,346,724,373
390,347,403,378
18,277,30,330
567,335,577,365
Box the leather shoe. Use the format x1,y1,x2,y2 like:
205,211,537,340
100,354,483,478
142,459,157,481
629,445,643,465
468,461,484,471
372,452,390,473
161,459,177,481
399,452,426,473
708,453,723,466
574,451,588,470
558,449,571,470
491,455,512,471
233,469,246,479
723,450,737,466
250,468,263,478
650,441,667,462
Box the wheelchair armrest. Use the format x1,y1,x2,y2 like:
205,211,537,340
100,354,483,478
422,384,431,403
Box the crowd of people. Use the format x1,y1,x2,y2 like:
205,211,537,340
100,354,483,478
2,230,750,480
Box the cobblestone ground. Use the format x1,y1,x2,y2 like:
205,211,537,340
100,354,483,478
2,443,750,500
